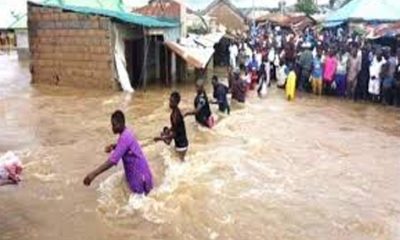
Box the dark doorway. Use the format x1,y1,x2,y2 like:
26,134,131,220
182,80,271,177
125,38,144,89
125,36,171,88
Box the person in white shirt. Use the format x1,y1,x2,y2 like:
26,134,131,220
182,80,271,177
244,43,253,65
277,60,288,88
229,42,239,69
369,51,386,101
255,50,263,69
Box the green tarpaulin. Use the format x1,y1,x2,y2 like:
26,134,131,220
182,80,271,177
42,0,125,12
9,0,180,29
30,0,179,28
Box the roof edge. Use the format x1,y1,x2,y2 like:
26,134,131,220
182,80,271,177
27,0,180,28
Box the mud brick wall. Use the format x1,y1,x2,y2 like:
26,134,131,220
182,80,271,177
28,5,117,90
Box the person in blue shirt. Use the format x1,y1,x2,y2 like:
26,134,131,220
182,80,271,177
247,54,259,72
185,80,214,128
311,49,323,95
211,75,230,114
381,60,394,105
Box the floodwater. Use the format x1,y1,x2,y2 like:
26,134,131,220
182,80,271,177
1,52,400,240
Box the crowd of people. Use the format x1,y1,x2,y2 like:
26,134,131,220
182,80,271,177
4,24,400,196
82,79,229,194
82,25,400,195
0,31,16,54
226,25,400,107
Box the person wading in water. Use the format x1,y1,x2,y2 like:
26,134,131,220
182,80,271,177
211,75,230,114
154,91,189,161
185,80,214,128
83,110,153,195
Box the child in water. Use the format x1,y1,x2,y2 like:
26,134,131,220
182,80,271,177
286,64,297,101
154,92,189,161
83,110,153,195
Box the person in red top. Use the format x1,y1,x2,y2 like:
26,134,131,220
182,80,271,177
323,49,338,95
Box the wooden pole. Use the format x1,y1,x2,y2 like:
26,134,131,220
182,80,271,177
142,34,149,90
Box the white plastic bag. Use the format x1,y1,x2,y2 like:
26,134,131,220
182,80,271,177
0,152,22,181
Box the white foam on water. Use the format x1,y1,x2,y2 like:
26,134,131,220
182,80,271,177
32,173,57,182
209,230,219,240
96,145,252,228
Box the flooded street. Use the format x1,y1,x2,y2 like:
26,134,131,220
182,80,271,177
1,52,400,240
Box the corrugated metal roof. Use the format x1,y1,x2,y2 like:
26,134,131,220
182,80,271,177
367,22,400,39
134,1,181,20
202,0,247,20
28,0,180,28
8,14,28,29
0,10,17,29
165,32,223,68
132,0,181,19
0,0,27,29
133,0,195,19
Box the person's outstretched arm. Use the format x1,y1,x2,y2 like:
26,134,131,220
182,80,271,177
84,135,129,186
184,108,198,116
83,161,114,186
154,131,173,145
154,112,179,144
185,100,204,117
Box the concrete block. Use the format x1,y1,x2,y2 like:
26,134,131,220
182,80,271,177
53,13,60,21
69,20,83,29
77,14,89,21
55,21,63,29
67,13,79,20
31,6,41,13
99,19,110,30
90,20,99,29
38,21,55,29
78,21,90,29
60,13,69,21
42,13,51,21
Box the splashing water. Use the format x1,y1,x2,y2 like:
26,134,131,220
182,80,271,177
1,54,400,240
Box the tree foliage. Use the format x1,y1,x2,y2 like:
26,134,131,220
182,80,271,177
329,0,335,8
295,0,318,15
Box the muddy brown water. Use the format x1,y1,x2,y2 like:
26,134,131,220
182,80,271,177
1,52,400,240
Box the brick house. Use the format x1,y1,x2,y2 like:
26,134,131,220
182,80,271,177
28,0,180,91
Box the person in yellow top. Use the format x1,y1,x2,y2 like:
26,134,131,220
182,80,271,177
6,31,15,54
285,64,297,101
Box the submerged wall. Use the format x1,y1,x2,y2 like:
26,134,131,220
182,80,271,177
28,4,116,89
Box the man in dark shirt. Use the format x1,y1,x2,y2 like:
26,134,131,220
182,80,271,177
154,91,189,161
284,40,296,65
185,80,214,128
355,46,371,101
298,43,313,92
232,67,247,103
211,75,230,114
394,49,400,107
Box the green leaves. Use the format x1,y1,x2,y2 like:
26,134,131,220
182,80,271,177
295,0,318,15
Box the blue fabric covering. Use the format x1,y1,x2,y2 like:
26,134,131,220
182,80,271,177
325,0,400,23
323,21,344,28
